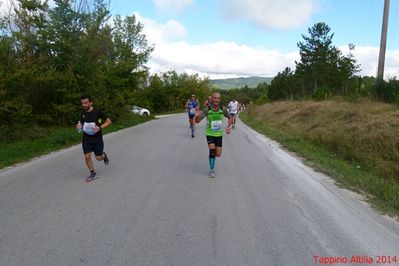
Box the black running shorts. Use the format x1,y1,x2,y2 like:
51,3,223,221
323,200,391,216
206,135,223,147
82,138,104,156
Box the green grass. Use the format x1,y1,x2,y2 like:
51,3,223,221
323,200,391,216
0,114,153,169
240,112,399,216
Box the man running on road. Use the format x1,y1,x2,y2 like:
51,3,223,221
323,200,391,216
228,97,239,129
195,92,233,178
76,95,112,182
185,94,200,138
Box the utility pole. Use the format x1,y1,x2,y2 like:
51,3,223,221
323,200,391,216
377,0,390,81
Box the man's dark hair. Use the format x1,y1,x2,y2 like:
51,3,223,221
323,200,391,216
80,95,92,102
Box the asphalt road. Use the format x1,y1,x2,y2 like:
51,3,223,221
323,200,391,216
0,114,398,266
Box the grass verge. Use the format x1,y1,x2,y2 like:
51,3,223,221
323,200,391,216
0,114,153,170
240,111,399,216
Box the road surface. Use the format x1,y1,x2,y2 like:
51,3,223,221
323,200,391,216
0,114,398,265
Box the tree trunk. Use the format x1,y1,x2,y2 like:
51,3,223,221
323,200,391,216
313,77,318,94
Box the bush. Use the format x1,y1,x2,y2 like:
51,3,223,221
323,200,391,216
255,95,269,105
312,86,330,100
374,79,399,103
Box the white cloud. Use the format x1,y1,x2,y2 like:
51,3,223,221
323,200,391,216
134,12,187,45
135,12,298,79
0,0,16,17
139,12,398,79
221,0,319,30
147,36,399,79
0,0,54,17
152,0,193,14
341,45,399,79
149,41,299,79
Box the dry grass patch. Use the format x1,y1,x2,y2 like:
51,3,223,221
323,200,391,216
249,100,399,179
243,99,399,213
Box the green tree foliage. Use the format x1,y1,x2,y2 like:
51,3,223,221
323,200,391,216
0,0,153,141
374,79,399,104
296,22,338,94
268,67,300,100
270,22,360,101
338,43,361,95
359,76,376,96
134,71,212,113
218,83,269,106
255,95,269,105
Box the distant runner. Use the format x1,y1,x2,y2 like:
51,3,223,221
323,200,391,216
195,92,233,178
228,98,239,129
185,94,200,138
203,95,213,107
76,95,112,182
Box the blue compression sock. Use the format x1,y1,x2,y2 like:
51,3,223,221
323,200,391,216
209,157,216,170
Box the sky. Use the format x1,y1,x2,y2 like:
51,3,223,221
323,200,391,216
1,0,398,79
107,0,399,79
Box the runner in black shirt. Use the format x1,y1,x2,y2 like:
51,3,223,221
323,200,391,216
76,95,112,182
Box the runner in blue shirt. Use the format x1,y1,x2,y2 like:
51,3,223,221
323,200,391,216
185,94,200,138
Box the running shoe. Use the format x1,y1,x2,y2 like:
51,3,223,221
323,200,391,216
86,171,97,182
209,170,216,178
103,152,109,165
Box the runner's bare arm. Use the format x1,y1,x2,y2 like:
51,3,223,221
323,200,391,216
223,107,233,134
94,117,112,133
195,107,208,123
101,118,112,129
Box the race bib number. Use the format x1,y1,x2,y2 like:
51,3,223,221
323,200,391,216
189,108,195,115
211,120,223,131
83,122,96,135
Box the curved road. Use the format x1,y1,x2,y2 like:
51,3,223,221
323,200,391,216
0,114,398,265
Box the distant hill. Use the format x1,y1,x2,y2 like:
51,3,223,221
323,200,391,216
209,77,273,90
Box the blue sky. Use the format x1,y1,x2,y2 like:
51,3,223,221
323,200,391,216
109,0,399,78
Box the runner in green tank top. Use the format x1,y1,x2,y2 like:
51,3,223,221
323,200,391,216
195,92,233,178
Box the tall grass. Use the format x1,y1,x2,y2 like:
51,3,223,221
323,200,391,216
242,99,399,214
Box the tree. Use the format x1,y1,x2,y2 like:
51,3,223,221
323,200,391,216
337,43,361,95
268,67,298,101
296,22,338,94
0,0,154,141
295,22,360,98
132,72,212,113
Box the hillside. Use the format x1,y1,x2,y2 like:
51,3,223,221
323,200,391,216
210,77,272,90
